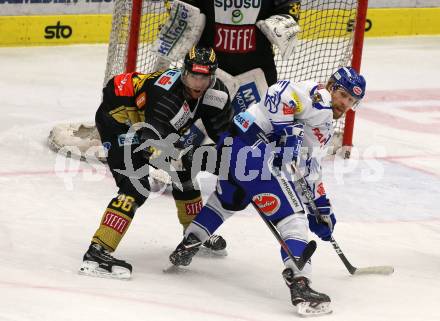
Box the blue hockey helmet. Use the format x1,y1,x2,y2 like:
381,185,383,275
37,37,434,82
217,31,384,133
330,67,366,102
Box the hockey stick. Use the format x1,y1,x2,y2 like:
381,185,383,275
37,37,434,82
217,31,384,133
252,202,316,271
290,163,394,276
249,131,316,271
328,236,393,275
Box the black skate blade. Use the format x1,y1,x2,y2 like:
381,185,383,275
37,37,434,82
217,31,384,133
296,240,317,271
296,301,332,317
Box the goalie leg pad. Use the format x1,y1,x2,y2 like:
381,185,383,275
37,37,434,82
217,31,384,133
231,68,268,114
92,194,138,251
153,0,205,62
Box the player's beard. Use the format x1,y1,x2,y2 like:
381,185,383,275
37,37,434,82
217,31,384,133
332,104,346,119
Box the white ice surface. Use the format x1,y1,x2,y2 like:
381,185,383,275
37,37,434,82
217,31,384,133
0,37,440,321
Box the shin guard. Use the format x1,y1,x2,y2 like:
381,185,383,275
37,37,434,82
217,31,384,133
173,190,203,229
92,194,138,251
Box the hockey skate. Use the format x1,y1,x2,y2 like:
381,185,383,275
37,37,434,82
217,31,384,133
79,243,132,280
199,234,228,257
282,268,332,316
169,233,202,266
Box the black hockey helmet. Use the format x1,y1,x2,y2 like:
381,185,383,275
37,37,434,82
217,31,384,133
183,46,218,76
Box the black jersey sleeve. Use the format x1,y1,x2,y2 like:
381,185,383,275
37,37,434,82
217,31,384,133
273,0,301,22
200,80,234,143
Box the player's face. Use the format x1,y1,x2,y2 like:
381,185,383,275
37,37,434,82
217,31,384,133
182,71,212,99
331,87,360,119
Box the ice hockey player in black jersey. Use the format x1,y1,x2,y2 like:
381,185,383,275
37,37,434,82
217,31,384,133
79,46,233,279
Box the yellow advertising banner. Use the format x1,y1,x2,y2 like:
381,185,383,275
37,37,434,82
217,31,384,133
1,8,439,47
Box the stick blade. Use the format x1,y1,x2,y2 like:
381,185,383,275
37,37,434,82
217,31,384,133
353,265,394,275
296,240,317,270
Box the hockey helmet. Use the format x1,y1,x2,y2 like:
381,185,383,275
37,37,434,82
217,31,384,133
183,46,218,76
330,67,366,102
182,46,218,99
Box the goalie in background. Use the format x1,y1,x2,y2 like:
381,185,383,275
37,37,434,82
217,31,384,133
155,0,301,111
168,67,366,316
79,46,234,280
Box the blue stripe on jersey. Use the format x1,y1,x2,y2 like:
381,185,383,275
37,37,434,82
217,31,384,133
272,121,293,135
312,103,332,110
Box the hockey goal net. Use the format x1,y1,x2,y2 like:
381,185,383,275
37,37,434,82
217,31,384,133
48,0,368,162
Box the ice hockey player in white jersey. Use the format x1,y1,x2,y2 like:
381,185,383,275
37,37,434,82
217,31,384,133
168,67,366,316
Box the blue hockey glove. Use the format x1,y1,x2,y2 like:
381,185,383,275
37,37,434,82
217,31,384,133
307,195,336,241
273,123,304,171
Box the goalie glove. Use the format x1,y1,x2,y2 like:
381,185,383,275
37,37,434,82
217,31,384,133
256,14,300,60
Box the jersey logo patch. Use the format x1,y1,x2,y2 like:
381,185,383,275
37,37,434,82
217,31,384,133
136,92,147,108
312,127,331,147
283,103,295,115
154,70,181,90
290,91,303,113
310,85,331,110
233,111,255,132
170,101,192,130
202,89,228,109
214,0,261,24
316,182,326,196
252,193,281,216
102,210,129,234
185,199,203,216
214,24,256,53
114,73,135,96
117,133,140,147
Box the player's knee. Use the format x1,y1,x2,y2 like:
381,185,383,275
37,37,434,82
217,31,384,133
117,176,150,206
185,193,233,241
276,212,308,240
206,192,236,221
216,179,248,211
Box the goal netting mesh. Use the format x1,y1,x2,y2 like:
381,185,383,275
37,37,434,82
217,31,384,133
48,0,363,164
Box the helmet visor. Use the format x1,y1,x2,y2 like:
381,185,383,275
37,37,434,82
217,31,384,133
182,70,214,91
